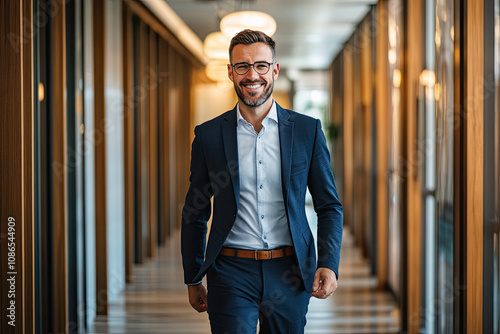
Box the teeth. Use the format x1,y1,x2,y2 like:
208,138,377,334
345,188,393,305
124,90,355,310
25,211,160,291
246,84,261,89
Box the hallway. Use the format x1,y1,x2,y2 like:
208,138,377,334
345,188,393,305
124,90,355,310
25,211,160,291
90,226,399,333
3,0,497,333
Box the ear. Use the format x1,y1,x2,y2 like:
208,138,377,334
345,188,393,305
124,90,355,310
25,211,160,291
227,64,234,82
273,62,280,80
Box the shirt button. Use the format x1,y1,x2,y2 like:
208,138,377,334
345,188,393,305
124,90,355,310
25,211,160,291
261,215,264,219
259,185,263,189
263,235,267,239
259,160,262,164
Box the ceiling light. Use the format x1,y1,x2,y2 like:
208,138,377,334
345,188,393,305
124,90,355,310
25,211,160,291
220,11,276,38
203,31,231,60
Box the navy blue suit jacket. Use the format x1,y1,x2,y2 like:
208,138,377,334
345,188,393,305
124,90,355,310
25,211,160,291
181,103,343,292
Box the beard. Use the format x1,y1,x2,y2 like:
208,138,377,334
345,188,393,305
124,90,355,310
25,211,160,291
234,79,274,107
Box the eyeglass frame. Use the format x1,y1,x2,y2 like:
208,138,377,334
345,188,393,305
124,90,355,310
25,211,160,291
230,61,275,75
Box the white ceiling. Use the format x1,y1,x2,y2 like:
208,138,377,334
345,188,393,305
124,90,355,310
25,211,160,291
164,0,376,71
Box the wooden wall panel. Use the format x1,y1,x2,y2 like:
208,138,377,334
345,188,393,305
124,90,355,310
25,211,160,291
22,0,35,331
51,0,69,330
168,48,179,231
134,20,149,262
133,17,144,264
123,6,134,283
0,1,34,332
123,0,203,70
183,60,193,212
93,0,108,316
375,0,389,288
158,39,170,245
343,46,354,232
352,34,364,249
330,56,344,204
405,1,423,331
122,0,195,240
464,0,484,331
175,54,185,229
360,18,374,259
139,21,151,259
148,29,158,258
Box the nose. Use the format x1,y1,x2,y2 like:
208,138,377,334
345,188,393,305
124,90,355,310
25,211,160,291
246,65,260,79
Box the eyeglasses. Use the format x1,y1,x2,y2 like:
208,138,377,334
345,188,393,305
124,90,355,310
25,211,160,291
231,61,274,75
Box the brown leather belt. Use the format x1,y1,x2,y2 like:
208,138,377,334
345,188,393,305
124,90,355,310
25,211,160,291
219,246,295,260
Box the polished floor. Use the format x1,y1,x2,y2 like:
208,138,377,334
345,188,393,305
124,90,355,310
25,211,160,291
90,207,400,334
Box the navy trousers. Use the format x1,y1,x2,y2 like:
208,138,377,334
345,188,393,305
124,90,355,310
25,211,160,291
206,254,311,334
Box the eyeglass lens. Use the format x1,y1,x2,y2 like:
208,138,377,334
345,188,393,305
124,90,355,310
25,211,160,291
234,62,271,75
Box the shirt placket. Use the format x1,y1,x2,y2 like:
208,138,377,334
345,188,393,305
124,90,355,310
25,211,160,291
256,125,268,248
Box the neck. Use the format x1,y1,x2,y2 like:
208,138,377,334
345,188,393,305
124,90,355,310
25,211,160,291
238,97,274,131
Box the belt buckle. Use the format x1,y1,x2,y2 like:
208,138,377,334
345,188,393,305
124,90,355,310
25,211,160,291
254,250,259,260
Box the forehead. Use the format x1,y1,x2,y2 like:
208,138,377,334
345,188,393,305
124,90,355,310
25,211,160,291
231,42,273,62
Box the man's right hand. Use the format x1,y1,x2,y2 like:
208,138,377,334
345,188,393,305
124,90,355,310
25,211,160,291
187,283,208,312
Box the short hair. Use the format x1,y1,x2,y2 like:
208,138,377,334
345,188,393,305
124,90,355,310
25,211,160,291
228,29,276,63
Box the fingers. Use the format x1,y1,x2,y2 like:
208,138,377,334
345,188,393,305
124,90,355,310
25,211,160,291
187,284,208,312
191,297,207,312
311,271,322,292
311,269,338,299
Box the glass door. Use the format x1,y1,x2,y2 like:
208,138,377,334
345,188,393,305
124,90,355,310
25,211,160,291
66,0,86,331
435,0,455,332
420,1,437,332
484,0,500,332
386,0,403,298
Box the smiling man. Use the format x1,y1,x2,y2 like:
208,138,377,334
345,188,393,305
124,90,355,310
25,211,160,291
181,29,343,334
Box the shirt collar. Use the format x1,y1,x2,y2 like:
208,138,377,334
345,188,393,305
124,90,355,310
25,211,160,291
237,100,278,127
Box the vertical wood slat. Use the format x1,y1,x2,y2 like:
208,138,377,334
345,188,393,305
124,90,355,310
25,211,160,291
464,0,484,331
405,0,423,331
182,59,192,220
51,0,69,331
148,29,158,257
123,7,134,282
139,21,150,259
22,0,35,331
175,53,184,229
375,0,389,289
0,1,30,333
343,46,354,233
175,53,183,228
134,18,144,264
351,35,364,249
360,18,373,259
330,56,343,184
93,0,108,316
158,40,170,244
169,48,179,231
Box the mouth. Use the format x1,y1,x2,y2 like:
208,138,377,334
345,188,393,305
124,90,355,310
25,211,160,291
245,84,262,89
242,81,264,91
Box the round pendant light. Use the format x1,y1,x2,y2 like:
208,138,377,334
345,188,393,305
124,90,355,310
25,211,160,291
203,31,231,60
220,11,276,38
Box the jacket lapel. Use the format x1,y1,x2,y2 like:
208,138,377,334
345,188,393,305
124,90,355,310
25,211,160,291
277,104,293,205
221,108,240,209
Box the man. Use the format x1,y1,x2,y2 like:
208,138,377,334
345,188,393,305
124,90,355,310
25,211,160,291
181,29,343,334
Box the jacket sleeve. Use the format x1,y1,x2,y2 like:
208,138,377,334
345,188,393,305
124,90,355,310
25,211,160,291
307,119,343,278
181,126,213,284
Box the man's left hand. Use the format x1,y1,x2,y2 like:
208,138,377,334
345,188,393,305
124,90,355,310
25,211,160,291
311,267,338,299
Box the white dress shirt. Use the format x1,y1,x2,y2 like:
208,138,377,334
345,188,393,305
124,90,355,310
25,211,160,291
223,101,293,250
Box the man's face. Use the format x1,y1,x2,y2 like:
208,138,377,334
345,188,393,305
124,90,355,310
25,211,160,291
228,42,280,107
